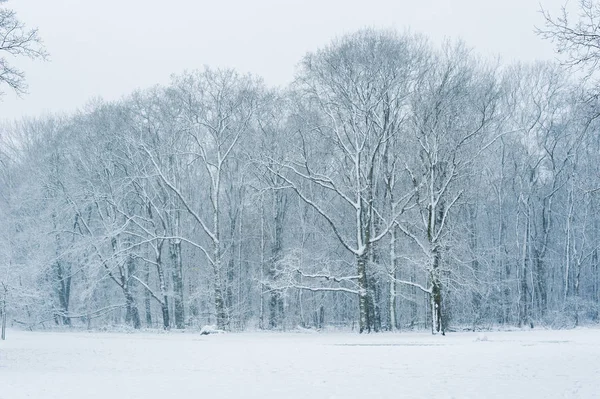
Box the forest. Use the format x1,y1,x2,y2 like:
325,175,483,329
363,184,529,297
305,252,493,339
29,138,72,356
2,2,600,335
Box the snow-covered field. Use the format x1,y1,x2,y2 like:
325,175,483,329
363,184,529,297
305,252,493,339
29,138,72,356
1,328,599,399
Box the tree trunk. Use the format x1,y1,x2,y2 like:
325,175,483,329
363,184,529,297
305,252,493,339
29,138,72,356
428,196,445,335
214,282,227,330
534,249,548,319
124,289,141,329
155,249,170,330
268,190,286,329
1,284,7,340
268,291,282,329
517,205,531,328
468,205,481,326
259,197,266,330
389,226,397,331
51,213,71,326
212,173,228,330
123,254,141,329
535,197,552,319
318,302,325,329
143,263,152,327
368,276,381,332
564,190,573,304
226,258,235,324
170,240,185,329
593,248,599,321
54,260,72,326
160,300,170,330
226,208,237,327
574,259,582,326
389,277,396,331
357,252,370,333
430,249,444,335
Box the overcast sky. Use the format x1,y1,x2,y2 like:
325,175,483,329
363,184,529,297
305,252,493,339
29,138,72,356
1,0,566,121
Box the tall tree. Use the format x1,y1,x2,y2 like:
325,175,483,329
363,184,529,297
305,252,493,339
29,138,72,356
272,30,425,333
144,68,262,330
399,43,502,334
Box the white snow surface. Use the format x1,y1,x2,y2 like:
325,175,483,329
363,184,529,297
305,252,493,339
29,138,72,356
1,328,599,399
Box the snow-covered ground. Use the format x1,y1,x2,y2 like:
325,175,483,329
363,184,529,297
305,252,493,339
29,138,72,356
1,328,599,399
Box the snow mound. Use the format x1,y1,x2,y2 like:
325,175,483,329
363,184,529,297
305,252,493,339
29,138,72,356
200,325,225,335
475,333,488,342
292,325,319,334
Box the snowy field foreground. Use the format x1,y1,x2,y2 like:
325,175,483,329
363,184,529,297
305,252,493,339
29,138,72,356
1,329,599,399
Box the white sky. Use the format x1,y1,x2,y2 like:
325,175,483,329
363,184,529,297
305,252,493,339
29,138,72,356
1,0,566,121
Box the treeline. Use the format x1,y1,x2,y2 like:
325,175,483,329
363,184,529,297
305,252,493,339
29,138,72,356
1,29,599,333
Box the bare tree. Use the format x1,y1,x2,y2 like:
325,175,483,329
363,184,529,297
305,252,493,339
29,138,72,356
539,1,600,68
145,68,262,330
398,43,502,334
0,0,47,97
271,30,425,333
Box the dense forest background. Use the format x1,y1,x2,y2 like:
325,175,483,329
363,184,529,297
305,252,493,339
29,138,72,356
2,1,600,334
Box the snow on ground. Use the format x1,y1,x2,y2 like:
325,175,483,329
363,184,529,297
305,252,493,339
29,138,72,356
1,328,599,399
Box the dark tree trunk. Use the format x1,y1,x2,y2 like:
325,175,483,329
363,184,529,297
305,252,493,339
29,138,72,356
468,205,482,326
534,250,548,319
1,283,7,340
519,258,530,328
373,280,381,332
103,243,141,329
269,291,283,329
431,249,444,335
268,189,286,329
409,263,418,328
122,253,141,329
318,303,325,329
429,199,445,335
368,224,381,332
160,300,170,330
357,252,370,333
534,198,551,319
143,263,152,327
518,210,531,329
170,241,185,329
52,212,71,326
153,241,170,330
214,282,227,330
518,260,530,328
124,289,141,329
226,257,234,322
593,248,599,321
574,259,582,326
225,208,237,326
54,260,72,326
367,276,381,332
